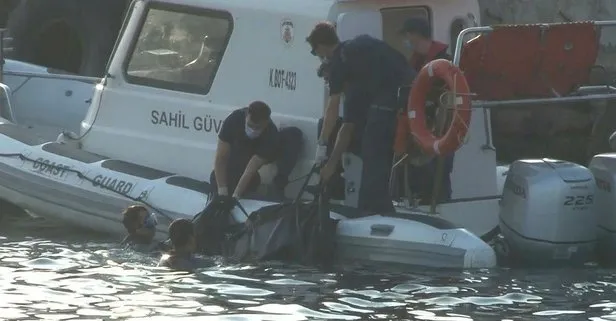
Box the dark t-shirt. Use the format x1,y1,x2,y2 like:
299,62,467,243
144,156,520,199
218,108,279,167
328,35,411,127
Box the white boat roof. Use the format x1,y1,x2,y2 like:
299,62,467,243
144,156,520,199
156,0,335,18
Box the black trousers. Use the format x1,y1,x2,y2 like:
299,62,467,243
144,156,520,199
357,105,396,213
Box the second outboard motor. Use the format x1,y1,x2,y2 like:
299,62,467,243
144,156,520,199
589,153,616,264
497,159,596,266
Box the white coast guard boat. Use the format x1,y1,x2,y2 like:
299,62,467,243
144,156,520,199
0,0,615,268
0,56,96,140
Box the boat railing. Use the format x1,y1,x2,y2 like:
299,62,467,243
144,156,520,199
452,20,616,108
400,21,616,215
448,21,616,153
2,70,103,84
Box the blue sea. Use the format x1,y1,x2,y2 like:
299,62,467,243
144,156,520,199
1,210,615,321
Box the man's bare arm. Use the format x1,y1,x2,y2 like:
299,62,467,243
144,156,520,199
327,122,354,167
318,93,341,144
214,139,231,194
233,155,267,198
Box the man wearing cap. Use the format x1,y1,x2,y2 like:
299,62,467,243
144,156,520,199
306,21,412,213
399,17,451,71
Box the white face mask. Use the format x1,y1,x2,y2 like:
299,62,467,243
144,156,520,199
403,39,414,51
245,123,261,139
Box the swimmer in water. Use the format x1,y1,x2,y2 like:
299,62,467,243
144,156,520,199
121,204,159,252
158,218,198,272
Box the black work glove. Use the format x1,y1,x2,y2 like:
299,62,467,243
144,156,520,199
213,194,237,212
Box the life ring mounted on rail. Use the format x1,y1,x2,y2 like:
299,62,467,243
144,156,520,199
407,59,472,156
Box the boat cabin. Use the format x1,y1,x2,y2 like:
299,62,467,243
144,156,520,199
7,0,611,238
79,0,487,201
69,0,613,237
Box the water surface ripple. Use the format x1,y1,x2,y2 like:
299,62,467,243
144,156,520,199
1,214,616,320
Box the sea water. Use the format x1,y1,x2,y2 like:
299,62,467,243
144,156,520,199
1,212,616,320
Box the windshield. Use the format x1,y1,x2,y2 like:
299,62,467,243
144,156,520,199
124,5,232,94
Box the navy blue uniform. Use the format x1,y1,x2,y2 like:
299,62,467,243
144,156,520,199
210,108,278,195
211,108,304,197
329,35,412,213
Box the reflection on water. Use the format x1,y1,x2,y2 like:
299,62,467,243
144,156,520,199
1,213,616,320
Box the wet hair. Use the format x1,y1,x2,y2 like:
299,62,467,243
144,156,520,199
306,21,339,49
168,218,194,248
247,101,271,124
401,18,432,39
122,205,147,234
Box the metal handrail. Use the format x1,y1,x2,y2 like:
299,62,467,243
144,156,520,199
452,21,616,109
420,21,616,213
453,20,616,67
3,71,103,84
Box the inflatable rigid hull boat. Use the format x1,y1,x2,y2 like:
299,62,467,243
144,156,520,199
0,123,495,268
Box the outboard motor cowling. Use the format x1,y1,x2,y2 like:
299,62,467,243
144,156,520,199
498,159,596,266
589,154,616,264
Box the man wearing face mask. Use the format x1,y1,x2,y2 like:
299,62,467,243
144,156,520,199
400,17,451,71
307,21,411,213
211,101,301,200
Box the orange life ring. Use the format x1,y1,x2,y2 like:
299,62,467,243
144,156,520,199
407,59,472,156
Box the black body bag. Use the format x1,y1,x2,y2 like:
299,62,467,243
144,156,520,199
192,196,244,255
223,192,338,267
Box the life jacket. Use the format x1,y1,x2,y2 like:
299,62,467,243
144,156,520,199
394,41,450,156
409,41,450,71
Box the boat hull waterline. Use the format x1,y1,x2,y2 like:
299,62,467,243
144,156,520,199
0,123,496,268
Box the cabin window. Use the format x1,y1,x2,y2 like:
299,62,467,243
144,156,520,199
124,4,233,95
449,18,467,56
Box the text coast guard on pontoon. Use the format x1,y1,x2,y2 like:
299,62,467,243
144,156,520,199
29,156,136,194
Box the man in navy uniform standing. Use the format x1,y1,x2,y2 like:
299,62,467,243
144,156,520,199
307,22,411,213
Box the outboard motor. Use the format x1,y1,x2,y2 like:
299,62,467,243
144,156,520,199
589,154,616,264
497,159,597,266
